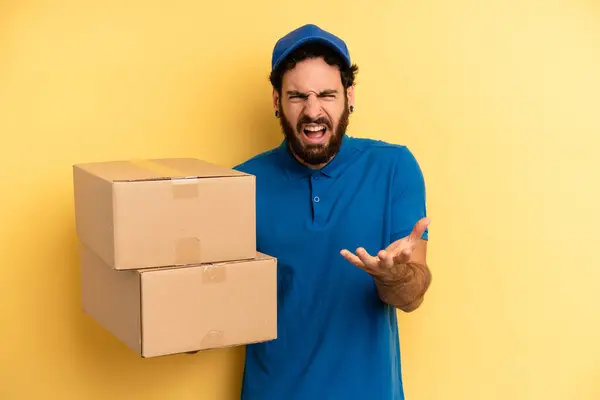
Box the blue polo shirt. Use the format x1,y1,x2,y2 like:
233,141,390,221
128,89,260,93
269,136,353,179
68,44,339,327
233,135,428,400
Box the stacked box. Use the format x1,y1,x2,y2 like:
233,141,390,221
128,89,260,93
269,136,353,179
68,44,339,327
72,158,277,358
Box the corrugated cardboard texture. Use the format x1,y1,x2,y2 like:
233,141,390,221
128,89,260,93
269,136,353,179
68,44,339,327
73,158,256,270
80,245,278,358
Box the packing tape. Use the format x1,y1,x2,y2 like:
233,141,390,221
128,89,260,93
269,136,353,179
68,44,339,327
128,159,199,199
171,182,199,199
175,237,201,265
201,330,225,348
201,263,227,283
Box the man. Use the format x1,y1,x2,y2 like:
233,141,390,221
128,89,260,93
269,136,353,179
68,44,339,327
234,24,432,400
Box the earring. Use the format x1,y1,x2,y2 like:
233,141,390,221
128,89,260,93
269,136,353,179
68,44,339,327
349,105,355,113
275,110,279,118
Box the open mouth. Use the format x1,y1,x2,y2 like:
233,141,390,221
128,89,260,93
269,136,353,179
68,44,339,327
302,124,328,144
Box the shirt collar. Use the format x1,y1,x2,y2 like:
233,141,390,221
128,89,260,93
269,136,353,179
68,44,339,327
278,135,357,180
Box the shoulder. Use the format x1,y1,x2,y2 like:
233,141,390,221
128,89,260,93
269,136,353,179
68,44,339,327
347,136,424,173
347,137,426,200
233,146,281,176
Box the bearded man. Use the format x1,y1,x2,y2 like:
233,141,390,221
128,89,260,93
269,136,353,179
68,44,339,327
234,23,432,400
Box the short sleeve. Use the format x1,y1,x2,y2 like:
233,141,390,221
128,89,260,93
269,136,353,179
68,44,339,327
390,146,428,243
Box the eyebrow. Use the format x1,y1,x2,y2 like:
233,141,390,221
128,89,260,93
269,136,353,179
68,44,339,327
286,89,339,97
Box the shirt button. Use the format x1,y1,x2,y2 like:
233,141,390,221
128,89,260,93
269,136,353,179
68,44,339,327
313,196,320,203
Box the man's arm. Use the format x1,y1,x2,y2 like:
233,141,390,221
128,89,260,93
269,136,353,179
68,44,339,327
341,146,432,312
384,146,431,312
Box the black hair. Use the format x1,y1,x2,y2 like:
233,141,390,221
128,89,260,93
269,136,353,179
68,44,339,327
269,42,359,93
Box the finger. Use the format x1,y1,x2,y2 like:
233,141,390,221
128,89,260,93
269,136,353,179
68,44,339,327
355,247,380,270
392,247,412,265
377,250,394,269
408,217,430,242
340,249,365,269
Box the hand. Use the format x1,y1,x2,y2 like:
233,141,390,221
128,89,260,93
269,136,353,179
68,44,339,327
340,217,430,283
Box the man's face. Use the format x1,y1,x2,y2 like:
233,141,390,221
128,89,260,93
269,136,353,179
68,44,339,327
275,57,354,167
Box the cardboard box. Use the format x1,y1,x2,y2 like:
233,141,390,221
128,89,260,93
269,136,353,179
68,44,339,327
73,158,256,270
80,244,278,358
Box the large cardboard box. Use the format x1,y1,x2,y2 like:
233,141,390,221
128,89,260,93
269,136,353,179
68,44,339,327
80,244,278,358
73,158,256,270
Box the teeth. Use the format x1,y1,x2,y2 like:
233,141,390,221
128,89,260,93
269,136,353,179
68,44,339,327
304,125,326,132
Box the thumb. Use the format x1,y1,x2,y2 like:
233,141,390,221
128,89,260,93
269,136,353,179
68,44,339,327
409,217,430,242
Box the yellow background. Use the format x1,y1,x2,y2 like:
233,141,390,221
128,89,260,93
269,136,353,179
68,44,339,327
1,0,599,399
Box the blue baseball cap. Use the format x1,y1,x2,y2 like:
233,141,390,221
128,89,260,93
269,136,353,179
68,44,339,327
271,24,351,72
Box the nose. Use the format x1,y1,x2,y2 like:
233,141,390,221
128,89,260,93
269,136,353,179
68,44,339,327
303,93,321,119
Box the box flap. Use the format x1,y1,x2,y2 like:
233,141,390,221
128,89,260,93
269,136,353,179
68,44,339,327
73,158,249,182
136,252,273,273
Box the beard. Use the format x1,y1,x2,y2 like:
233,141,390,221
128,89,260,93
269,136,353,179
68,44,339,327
278,96,350,166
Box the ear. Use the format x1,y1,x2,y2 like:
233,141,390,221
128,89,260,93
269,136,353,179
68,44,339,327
346,85,355,109
272,89,280,115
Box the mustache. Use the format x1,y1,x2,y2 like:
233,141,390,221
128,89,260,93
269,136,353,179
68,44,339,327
296,115,332,132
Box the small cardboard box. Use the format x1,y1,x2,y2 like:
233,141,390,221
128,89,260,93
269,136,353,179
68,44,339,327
73,158,256,270
80,245,278,358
